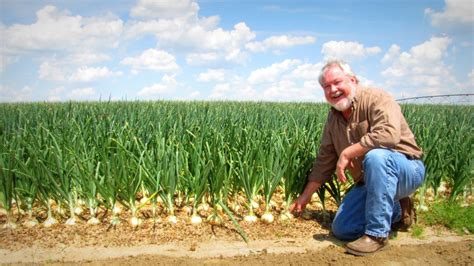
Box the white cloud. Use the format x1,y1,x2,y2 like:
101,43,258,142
39,59,122,82
205,60,327,102
180,22,254,64
210,83,231,97
186,48,248,65
47,96,61,102
69,66,122,82
70,87,96,98
138,84,169,96
425,0,474,28
261,78,320,102
1,5,123,55
224,48,248,64
381,37,451,77
46,87,65,102
0,85,35,102
126,0,256,66
187,21,255,51
66,52,111,65
0,5,121,74
248,59,301,84
290,62,323,80
39,61,67,81
208,81,258,101
381,36,459,96
188,90,201,99
0,54,17,72
186,52,220,66
197,69,226,82
121,49,179,73
321,41,381,61
381,45,401,64
126,10,255,53
137,74,177,96
465,69,474,89
130,0,199,19
468,69,474,81
246,35,316,53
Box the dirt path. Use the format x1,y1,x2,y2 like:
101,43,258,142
78,239,474,266
1,230,472,265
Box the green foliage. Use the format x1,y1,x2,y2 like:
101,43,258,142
402,104,473,202
410,224,424,239
420,201,474,235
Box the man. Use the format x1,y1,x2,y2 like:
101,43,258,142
290,60,425,256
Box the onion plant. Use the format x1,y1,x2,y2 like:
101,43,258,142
157,136,181,224
235,130,264,223
182,131,210,224
141,132,166,227
0,148,17,229
13,157,40,227
260,133,287,223
42,127,80,226
97,137,123,227
113,133,145,227
205,132,232,225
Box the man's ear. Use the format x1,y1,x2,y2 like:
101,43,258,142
349,75,358,85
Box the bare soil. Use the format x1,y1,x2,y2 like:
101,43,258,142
1,204,473,265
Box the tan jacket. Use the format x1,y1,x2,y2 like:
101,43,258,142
308,86,423,183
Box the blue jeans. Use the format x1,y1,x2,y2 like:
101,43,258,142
331,149,425,240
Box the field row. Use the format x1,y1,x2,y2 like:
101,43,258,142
1,102,472,232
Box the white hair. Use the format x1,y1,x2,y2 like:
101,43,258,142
318,60,359,86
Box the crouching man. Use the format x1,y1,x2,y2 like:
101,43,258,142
290,60,425,256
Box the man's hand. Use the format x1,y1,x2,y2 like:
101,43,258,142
337,143,370,183
336,152,350,183
289,193,311,216
289,180,322,216
347,159,363,183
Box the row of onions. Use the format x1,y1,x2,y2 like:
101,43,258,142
401,104,473,209
1,102,472,235
0,101,325,235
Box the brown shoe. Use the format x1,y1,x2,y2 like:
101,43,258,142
391,197,416,232
345,235,388,256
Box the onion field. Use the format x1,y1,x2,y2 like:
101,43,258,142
0,101,472,234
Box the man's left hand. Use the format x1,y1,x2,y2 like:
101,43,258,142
336,152,350,183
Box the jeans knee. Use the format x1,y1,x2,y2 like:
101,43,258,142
363,149,389,168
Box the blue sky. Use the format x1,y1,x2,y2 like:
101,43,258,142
1,0,472,102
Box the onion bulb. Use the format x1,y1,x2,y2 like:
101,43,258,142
43,216,58,227
65,217,77,225
87,217,100,225
23,218,39,228
279,211,294,221
130,216,142,227
244,214,258,223
190,214,202,224
167,215,178,224
207,214,222,225
261,212,274,224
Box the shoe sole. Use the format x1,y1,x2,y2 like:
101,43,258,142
344,243,389,256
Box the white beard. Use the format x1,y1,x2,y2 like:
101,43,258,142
331,85,356,111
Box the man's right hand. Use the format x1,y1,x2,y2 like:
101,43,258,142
289,180,322,216
289,193,311,217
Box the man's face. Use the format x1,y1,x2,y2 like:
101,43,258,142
321,65,357,111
